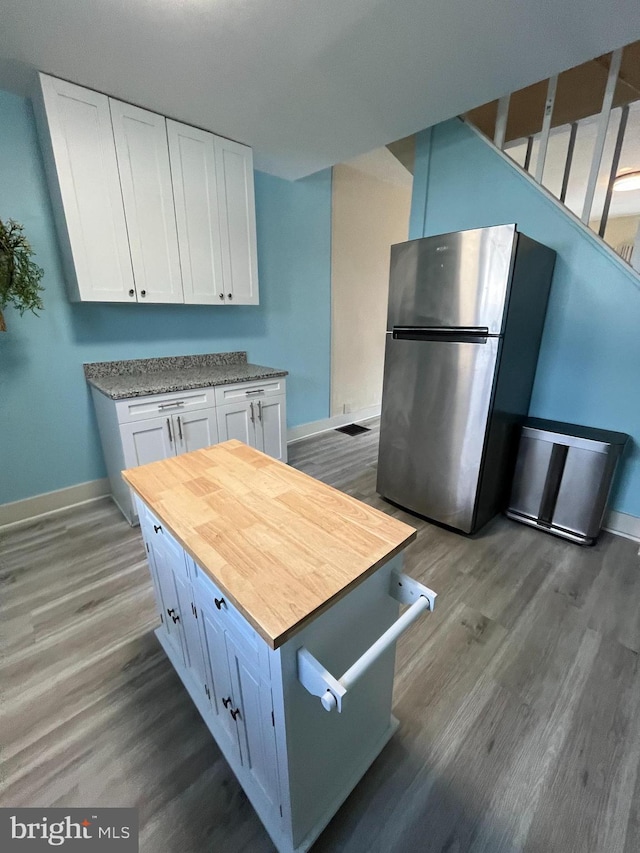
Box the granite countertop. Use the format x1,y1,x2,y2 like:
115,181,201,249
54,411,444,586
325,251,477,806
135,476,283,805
84,352,288,400
123,440,417,648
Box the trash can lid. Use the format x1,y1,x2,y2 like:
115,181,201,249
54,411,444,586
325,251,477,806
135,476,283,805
523,417,629,447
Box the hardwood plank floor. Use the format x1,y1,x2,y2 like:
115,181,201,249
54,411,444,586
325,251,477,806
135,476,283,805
2,420,640,852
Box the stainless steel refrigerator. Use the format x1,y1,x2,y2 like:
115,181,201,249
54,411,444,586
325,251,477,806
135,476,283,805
377,224,556,534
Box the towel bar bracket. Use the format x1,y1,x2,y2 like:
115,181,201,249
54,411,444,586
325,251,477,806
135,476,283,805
297,572,436,713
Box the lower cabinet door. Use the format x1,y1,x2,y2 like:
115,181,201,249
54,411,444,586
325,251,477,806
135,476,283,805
200,604,242,761
216,400,256,446
256,395,287,462
173,572,209,698
225,633,280,809
120,415,175,467
175,408,219,454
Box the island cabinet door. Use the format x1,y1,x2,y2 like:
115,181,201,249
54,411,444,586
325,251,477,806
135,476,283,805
172,572,209,699
147,532,187,665
200,605,242,762
225,633,281,811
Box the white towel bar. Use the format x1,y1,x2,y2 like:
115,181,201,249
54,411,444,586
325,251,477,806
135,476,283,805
297,572,436,712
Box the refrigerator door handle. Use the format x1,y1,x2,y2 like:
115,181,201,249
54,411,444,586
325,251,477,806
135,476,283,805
392,326,490,343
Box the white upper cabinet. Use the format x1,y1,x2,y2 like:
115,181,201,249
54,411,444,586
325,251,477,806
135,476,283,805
110,100,183,304
34,74,135,302
167,120,225,305
35,73,259,306
215,137,259,305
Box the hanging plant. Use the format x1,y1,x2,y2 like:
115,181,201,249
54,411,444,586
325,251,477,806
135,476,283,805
0,218,45,332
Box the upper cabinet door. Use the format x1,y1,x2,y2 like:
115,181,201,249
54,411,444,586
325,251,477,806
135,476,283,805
110,100,183,304
35,74,135,302
215,138,259,305
167,120,224,306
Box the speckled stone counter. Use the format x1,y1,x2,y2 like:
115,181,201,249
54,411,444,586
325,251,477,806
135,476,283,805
84,352,288,400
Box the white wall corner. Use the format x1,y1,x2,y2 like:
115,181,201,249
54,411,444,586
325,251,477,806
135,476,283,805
0,478,110,529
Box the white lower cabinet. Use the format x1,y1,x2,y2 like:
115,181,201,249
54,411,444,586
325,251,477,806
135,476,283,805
121,408,220,469
257,396,287,461
217,394,287,461
120,416,175,468
91,378,288,525
215,400,255,446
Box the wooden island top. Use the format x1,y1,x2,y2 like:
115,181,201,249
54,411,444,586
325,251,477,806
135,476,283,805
123,440,417,648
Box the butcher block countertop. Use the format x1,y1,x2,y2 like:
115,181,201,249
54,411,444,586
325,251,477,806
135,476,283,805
122,440,417,649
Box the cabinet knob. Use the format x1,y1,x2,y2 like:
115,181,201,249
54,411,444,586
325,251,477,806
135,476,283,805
230,707,241,721
227,293,233,300
140,289,147,297
128,289,135,297
214,597,226,610
153,524,162,534
219,293,224,300
222,696,232,708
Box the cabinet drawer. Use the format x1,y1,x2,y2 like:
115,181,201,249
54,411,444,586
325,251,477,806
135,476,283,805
190,557,261,656
115,386,216,423
214,378,285,406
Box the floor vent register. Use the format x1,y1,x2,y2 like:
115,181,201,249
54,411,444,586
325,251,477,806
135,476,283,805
335,424,371,436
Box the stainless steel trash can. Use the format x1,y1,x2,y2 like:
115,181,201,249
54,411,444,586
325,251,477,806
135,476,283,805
506,417,629,544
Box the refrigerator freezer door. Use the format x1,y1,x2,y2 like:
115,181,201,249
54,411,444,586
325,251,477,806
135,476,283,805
386,225,517,334
377,335,501,533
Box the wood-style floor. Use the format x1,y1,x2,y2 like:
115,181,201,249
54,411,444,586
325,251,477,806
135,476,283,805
2,421,640,852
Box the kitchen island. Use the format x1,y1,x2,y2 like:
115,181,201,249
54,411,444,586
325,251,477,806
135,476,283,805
123,440,435,853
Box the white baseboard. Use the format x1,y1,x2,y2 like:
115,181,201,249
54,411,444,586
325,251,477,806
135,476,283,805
0,478,110,529
287,406,381,443
603,509,640,543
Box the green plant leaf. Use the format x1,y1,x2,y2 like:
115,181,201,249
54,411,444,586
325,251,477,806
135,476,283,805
0,218,45,323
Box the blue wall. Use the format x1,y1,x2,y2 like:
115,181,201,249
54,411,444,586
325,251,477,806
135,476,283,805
0,89,332,505
410,119,640,518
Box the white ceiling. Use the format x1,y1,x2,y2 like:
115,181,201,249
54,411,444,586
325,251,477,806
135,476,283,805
1,1,640,179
